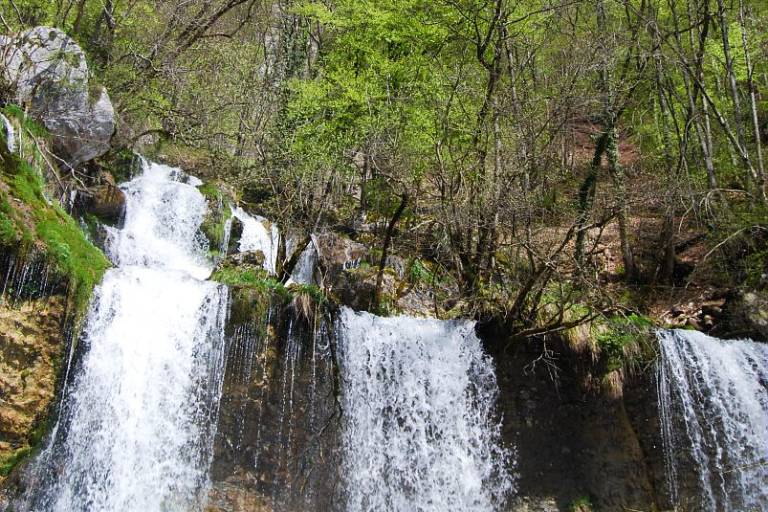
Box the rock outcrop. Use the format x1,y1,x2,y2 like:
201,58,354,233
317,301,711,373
0,27,115,168
0,295,67,485
72,171,126,225
715,289,768,340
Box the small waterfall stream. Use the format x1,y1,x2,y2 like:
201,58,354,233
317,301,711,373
657,329,768,511
18,160,229,511
337,308,514,511
232,206,280,274
1,113,15,153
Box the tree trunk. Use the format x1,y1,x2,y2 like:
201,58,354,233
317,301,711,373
373,193,408,311
606,125,636,281
738,0,766,198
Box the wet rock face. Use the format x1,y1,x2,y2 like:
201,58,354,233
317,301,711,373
313,231,368,285
227,217,244,255
0,27,115,168
209,291,341,512
219,250,265,269
73,183,126,226
0,295,66,485
715,290,768,340
486,336,659,511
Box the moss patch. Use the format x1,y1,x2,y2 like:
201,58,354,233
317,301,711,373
0,447,32,477
0,109,110,315
198,181,232,257
592,313,655,373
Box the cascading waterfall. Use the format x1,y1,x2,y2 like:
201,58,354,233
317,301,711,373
657,329,768,511
17,160,229,512
337,308,514,511
231,206,280,274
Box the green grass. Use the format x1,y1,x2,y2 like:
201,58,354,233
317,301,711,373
211,266,272,287
287,282,326,304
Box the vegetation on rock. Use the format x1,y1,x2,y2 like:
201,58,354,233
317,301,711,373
0,107,109,314
2,0,767,362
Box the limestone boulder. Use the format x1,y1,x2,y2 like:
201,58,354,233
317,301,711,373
0,27,115,167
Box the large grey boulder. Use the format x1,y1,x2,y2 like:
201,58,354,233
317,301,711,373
0,27,115,167
714,290,768,340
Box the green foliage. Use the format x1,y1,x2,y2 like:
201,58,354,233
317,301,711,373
594,313,655,372
569,495,594,512
287,282,326,304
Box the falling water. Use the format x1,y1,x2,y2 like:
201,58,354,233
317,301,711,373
231,206,280,274
287,241,317,285
337,308,514,511
657,329,768,511
17,160,229,511
1,113,15,153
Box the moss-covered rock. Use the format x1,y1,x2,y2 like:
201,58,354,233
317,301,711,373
198,182,232,258
0,108,110,486
0,296,67,483
0,110,109,315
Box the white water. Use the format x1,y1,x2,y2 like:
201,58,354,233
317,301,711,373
337,308,514,512
1,113,15,153
286,240,317,285
20,160,228,511
657,329,768,511
231,206,280,274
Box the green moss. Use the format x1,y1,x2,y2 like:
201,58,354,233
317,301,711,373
198,181,232,256
0,447,32,477
1,120,110,316
0,412,53,478
36,211,110,312
198,182,222,201
211,266,270,287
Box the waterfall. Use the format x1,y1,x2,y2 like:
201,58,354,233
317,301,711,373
337,308,514,511
18,160,229,511
286,241,317,285
657,329,768,511
1,113,15,153
231,206,280,274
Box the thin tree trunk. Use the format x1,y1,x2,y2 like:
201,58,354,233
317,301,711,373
574,132,608,265
72,0,87,35
738,0,766,197
373,193,408,311
714,0,762,191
